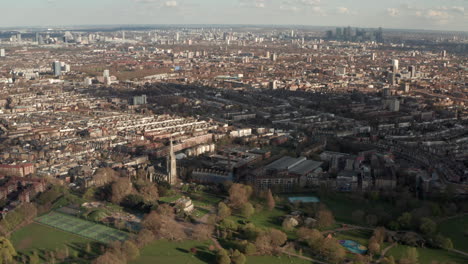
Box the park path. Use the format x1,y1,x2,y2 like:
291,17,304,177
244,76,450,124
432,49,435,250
435,213,468,223
448,248,468,258
280,249,330,264
377,243,397,262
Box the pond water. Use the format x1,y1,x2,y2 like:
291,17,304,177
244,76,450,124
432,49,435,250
339,240,368,254
288,196,320,203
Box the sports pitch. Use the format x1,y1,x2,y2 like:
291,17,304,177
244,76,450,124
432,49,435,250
36,211,130,244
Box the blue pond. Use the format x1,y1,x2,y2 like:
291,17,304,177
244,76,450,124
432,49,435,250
288,196,320,203
339,240,368,254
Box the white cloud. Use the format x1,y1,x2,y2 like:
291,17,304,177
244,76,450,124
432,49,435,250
337,7,350,15
387,8,399,17
164,1,177,7
239,0,267,8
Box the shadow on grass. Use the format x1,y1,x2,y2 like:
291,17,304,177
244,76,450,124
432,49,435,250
176,248,189,254
195,250,216,263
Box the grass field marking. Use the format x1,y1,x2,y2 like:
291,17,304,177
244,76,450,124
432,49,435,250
35,211,131,244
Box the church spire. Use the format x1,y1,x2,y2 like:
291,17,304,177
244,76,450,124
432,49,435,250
167,138,177,185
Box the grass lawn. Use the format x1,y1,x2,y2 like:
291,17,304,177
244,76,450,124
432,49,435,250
319,193,396,225
36,211,130,243
386,244,468,264
439,215,468,252
229,207,287,231
159,194,183,203
131,240,313,264
10,223,100,263
11,223,92,254
188,192,223,208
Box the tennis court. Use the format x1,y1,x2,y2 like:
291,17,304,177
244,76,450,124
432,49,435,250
36,211,130,244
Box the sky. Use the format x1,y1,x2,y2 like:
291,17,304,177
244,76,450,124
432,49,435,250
1,0,467,31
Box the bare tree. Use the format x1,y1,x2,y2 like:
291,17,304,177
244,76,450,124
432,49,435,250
110,177,133,204
228,184,252,209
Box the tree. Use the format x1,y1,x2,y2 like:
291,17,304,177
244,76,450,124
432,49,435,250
0,237,16,264
321,238,346,264
255,228,288,254
255,229,287,255
240,202,255,219
110,177,133,204
373,227,387,244
231,249,246,264
397,212,412,229
419,218,437,235
317,209,335,229
94,167,118,186
228,184,252,209
217,202,231,220
266,189,275,211
434,234,453,249
29,251,40,264
352,210,365,223
192,224,214,241
366,214,378,226
368,241,381,256
216,249,230,264
135,229,155,247
243,242,256,255
92,251,125,264
156,204,175,218
122,241,139,261
142,211,186,240
139,184,159,202
402,247,419,264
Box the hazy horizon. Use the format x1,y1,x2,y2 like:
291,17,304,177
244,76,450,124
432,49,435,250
2,0,467,31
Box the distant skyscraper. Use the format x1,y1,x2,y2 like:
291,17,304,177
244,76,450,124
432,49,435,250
122,31,125,40
52,61,61,76
271,53,277,62
371,53,376,61
392,59,399,72
409,66,416,78
0,49,5,57
38,35,44,45
132,95,147,105
175,32,179,42
84,77,93,86
442,50,447,58
336,66,347,76
16,33,21,43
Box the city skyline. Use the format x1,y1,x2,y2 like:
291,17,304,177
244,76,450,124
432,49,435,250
2,0,467,31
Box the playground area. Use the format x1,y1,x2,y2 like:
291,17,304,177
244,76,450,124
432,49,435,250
339,240,368,254
36,211,130,244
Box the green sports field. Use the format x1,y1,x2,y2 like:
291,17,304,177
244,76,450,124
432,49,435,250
36,212,130,243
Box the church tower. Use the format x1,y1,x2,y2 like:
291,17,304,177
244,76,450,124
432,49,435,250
167,138,177,185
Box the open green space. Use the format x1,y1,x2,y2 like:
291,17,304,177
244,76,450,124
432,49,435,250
11,223,91,254
229,207,287,230
130,240,312,264
439,215,468,252
36,211,130,243
386,244,468,264
319,193,396,225
10,222,100,264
